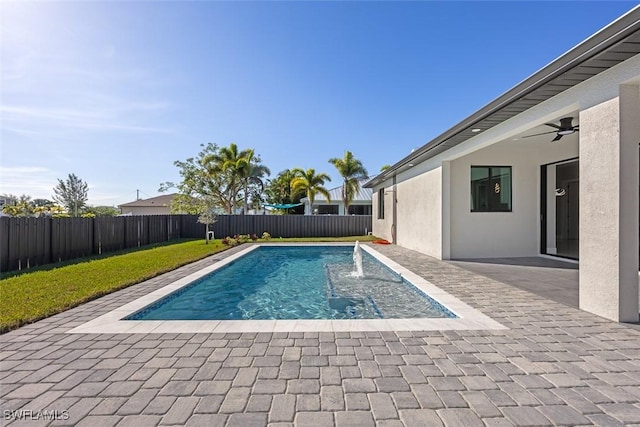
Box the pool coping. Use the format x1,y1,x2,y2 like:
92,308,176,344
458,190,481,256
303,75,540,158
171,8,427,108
67,243,507,334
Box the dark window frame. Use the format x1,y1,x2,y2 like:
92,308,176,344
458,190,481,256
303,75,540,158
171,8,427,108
470,166,513,213
317,205,339,215
377,188,385,219
348,204,371,215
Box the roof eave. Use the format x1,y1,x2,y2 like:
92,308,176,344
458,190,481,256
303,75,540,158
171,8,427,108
365,6,640,189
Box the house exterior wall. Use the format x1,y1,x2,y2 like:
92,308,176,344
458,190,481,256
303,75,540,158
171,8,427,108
306,201,372,215
449,138,579,258
451,143,536,258
120,206,172,215
372,186,394,242
305,202,342,215
371,137,578,259
395,167,444,258
579,88,640,322
370,55,639,261
367,40,640,323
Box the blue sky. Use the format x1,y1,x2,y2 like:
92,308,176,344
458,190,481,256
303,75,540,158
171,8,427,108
1,1,637,206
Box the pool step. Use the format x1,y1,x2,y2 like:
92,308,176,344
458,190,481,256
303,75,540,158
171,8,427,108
324,263,384,319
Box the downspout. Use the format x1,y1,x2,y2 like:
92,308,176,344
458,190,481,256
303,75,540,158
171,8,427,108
392,174,397,244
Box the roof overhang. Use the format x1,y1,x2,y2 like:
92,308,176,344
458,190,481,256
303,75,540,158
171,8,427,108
366,6,640,188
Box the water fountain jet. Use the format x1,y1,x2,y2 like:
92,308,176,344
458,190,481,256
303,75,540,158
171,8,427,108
352,241,364,278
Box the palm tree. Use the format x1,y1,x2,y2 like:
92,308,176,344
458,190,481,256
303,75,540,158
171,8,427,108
204,143,270,214
204,143,247,213
238,150,271,214
291,168,332,215
266,169,298,205
328,151,369,215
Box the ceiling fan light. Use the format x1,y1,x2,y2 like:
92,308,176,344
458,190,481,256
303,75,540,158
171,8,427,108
558,129,574,135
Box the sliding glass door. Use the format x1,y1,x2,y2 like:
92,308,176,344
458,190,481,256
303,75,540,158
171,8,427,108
541,159,579,259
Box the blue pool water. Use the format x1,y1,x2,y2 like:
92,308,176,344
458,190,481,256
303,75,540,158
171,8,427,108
127,246,456,321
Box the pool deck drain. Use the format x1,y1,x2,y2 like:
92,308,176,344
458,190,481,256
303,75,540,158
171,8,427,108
2,243,640,426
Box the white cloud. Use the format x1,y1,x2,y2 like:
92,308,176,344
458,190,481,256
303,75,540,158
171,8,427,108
1,104,174,134
0,167,135,206
0,166,59,199
1,15,176,138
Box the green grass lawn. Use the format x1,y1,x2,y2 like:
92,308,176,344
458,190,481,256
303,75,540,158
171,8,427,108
0,235,376,333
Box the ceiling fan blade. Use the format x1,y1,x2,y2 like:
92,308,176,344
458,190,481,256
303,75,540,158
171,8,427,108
544,122,562,130
522,130,557,138
552,134,563,142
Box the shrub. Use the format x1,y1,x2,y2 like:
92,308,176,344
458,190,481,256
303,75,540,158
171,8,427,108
222,236,239,246
237,234,251,244
261,232,271,240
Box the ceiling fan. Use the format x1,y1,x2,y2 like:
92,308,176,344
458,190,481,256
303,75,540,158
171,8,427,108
522,117,579,142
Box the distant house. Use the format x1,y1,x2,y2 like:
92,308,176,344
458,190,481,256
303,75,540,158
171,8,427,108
0,195,16,209
119,194,178,215
301,178,373,215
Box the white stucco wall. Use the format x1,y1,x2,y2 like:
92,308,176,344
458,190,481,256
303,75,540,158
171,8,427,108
372,186,394,242
579,87,640,322
449,138,578,258
120,206,172,215
369,55,639,262
450,144,535,258
305,201,371,215
395,166,444,258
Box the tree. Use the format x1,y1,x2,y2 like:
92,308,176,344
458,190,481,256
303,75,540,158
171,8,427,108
1,194,34,217
291,168,332,214
32,198,53,207
84,206,120,217
52,173,88,217
236,149,270,214
196,143,271,214
197,143,264,214
328,151,368,215
264,169,304,214
202,143,245,213
198,210,217,244
1,194,68,217
160,143,265,216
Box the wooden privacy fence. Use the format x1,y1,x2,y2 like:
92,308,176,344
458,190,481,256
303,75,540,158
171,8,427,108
208,214,372,240
0,214,372,273
0,216,183,272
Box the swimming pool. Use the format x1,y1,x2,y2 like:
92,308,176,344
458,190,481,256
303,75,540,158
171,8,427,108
68,243,506,333
126,246,456,321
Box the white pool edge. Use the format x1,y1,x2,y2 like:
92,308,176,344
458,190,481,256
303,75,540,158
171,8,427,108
67,243,507,334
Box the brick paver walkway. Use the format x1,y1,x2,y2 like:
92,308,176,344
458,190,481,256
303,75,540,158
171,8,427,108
2,244,640,426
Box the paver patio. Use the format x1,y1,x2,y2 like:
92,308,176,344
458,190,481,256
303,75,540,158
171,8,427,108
2,244,640,426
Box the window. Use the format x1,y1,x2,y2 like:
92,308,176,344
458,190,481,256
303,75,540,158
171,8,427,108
377,188,385,219
317,205,339,215
348,205,371,215
471,166,512,212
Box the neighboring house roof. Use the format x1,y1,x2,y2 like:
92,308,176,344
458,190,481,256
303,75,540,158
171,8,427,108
119,194,176,208
302,177,375,203
366,6,640,188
